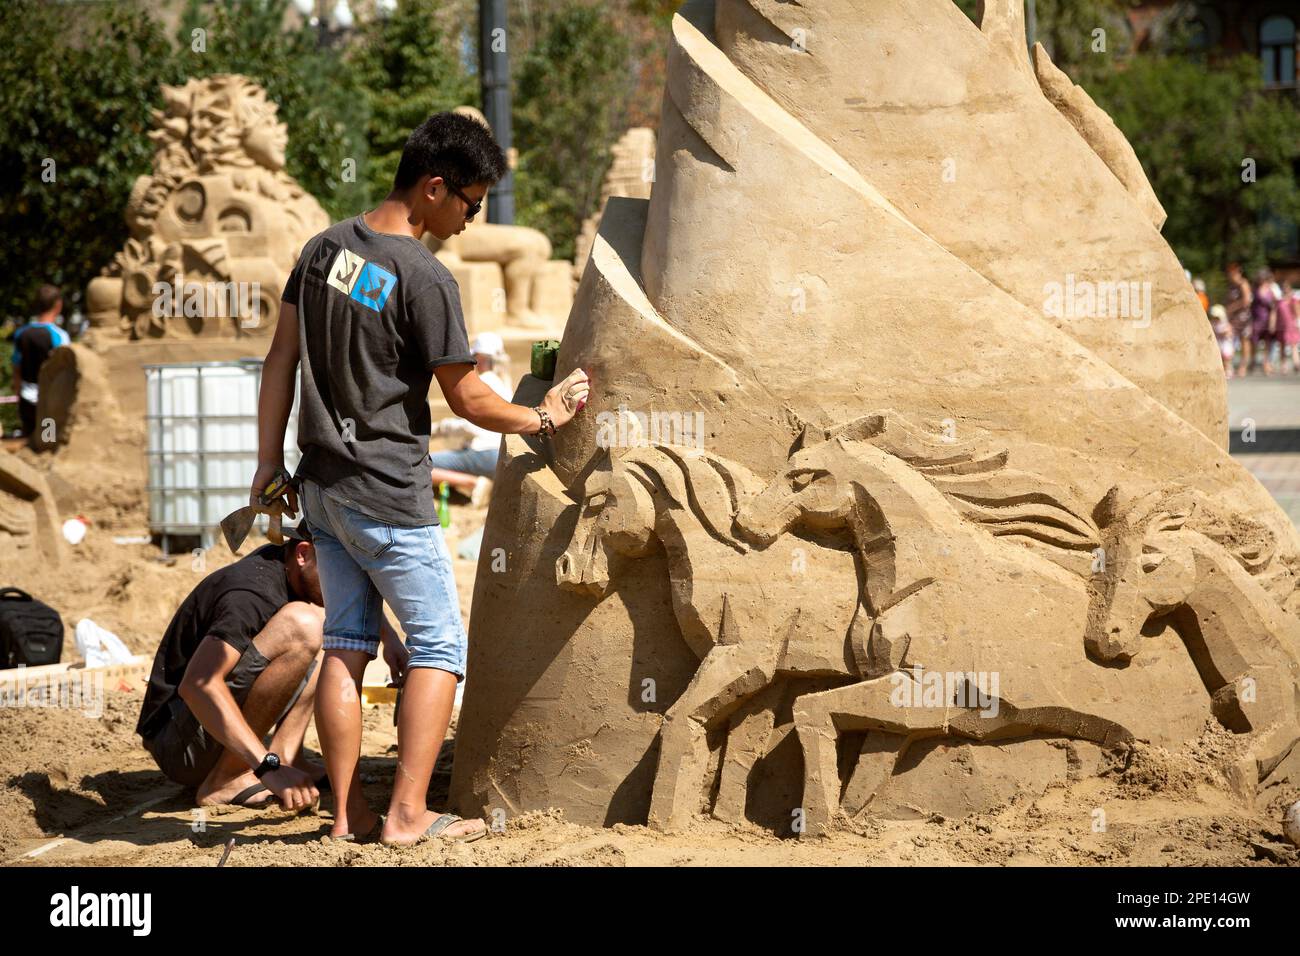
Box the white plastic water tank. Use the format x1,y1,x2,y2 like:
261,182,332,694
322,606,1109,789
145,360,300,548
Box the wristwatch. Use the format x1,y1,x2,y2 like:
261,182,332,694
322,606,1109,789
253,752,282,779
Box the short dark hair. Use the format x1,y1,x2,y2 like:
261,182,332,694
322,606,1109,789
393,112,507,192
35,284,62,315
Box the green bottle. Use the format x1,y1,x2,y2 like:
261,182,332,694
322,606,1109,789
438,481,451,529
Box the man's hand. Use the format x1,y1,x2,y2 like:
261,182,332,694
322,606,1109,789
383,637,409,687
248,463,298,518
540,368,590,432
261,764,318,811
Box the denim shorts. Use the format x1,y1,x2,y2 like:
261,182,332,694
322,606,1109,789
299,479,467,678
428,446,498,478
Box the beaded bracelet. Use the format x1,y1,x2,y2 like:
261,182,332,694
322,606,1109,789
533,405,556,437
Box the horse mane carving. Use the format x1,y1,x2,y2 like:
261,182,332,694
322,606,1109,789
1094,485,1280,579
792,411,1101,558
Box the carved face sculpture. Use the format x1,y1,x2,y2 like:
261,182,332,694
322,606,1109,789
182,76,289,175
243,118,288,172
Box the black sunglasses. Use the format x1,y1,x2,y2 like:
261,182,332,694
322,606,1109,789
446,182,482,221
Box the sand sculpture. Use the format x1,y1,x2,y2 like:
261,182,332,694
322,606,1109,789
572,127,658,279
86,75,329,340
451,0,1300,835
0,452,63,569
422,107,574,332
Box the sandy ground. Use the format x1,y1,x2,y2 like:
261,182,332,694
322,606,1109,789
1,502,1297,866
1,399,1298,867
2,684,1297,866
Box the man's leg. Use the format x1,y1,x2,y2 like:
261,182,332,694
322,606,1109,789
428,448,495,497
300,479,383,838
268,645,323,771
195,602,323,805
362,524,482,843
17,398,35,437
315,648,377,837
428,466,477,496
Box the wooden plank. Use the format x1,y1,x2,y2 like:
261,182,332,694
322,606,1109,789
0,655,150,704
0,654,150,682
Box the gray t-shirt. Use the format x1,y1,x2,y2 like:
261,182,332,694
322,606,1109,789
281,215,474,525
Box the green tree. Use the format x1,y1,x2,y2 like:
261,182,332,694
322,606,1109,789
0,0,175,323
175,0,369,220
1087,54,1300,290
952,0,1132,72
940,1,1300,291
513,2,634,261
351,0,476,203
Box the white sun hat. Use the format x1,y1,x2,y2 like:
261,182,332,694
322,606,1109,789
470,331,506,360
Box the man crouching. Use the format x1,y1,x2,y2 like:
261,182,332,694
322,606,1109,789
135,525,328,810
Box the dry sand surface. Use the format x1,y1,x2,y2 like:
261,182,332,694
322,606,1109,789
2,440,1298,867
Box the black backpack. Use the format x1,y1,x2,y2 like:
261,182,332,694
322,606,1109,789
0,588,63,668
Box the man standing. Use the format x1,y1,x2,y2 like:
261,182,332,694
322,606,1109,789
137,527,375,811
11,285,70,437
255,112,588,845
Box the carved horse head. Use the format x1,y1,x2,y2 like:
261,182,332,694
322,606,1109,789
555,451,657,596
1085,487,1203,662
734,418,887,547
555,446,755,597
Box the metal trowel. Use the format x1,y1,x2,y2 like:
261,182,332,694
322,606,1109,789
221,468,294,552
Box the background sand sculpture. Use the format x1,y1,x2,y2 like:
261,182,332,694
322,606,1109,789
572,127,657,280
86,74,329,340
450,0,1300,835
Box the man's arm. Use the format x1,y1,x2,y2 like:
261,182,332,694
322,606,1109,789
178,636,316,807
179,637,273,771
434,363,588,436
252,302,300,513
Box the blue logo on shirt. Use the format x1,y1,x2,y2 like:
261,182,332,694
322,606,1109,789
350,262,397,312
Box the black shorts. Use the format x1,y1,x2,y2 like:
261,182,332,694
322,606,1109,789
142,643,316,788
18,398,36,436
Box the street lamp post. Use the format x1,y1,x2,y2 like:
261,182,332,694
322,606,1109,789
479,0,514,224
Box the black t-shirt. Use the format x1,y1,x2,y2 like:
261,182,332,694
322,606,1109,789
136,545,292,739
12,321,70,390
282,216,475,527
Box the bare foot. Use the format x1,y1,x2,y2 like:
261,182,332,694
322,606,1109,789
196,769,275,807
381,809,486,845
